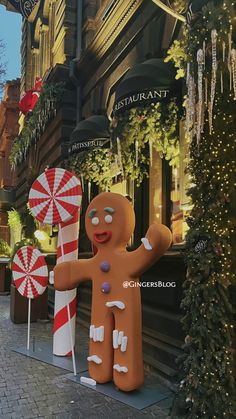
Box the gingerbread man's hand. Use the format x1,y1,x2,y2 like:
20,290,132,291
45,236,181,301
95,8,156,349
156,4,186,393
128,223,172,278
54,259,91,291
54,262,72,291
143,223,172,255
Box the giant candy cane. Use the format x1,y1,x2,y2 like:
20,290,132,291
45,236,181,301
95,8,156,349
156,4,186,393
53,212,80,356
29,168,82,374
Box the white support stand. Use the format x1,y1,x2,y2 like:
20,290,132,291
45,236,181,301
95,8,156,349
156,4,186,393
27,298,31,351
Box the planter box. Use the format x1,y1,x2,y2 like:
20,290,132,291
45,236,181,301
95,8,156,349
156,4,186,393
0,258,10,294
10,283,48,324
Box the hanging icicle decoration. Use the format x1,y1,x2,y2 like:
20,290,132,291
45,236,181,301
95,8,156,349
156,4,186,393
116,137,123,175
197,49,204,144
221,41,226,94
205,77,208,105
186,63,196,140
149,139,153,166
135,139,139,166
114,154,118,184
228,26,232,90
222,41,226,62
88,181,91,203
208,29,218,135
231,49,236,100
173,167,178,193
221,71,224,94
81,175,84,192
203,40,206,70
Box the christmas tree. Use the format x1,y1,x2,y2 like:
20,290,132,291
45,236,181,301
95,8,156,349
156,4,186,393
171,1,236,417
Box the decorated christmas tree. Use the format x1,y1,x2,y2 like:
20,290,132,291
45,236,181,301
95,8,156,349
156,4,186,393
170,1,236,417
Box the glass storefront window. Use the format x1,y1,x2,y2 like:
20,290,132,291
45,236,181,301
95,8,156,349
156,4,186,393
149,133,189,246
170,167,185,244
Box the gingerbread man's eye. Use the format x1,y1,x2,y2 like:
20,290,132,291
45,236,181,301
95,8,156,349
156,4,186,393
91,217,99,226
105,215,113,224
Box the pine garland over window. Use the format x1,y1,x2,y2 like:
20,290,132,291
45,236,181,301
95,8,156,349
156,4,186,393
68,101,180,190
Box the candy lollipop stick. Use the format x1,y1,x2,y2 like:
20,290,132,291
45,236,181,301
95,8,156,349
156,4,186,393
27,298,31,350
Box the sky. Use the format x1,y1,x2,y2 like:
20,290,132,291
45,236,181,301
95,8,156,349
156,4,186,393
0,5,22,85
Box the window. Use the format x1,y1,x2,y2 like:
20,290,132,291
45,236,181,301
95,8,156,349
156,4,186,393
149,148,162,224
149,124,190,246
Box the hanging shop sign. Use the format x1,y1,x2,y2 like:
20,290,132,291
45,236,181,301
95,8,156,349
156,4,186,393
68,138,111,155
113,88,171,114
8,0,39,19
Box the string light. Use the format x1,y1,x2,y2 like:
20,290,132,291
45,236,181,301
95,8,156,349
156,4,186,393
172,1,235,418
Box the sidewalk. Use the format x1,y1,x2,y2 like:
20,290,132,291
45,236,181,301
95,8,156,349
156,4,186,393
0,296,173,418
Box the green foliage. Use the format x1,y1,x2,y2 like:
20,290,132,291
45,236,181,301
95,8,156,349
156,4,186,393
68,148,114,191
0,239,11,257
68,101,180,189
9,82,65,168
113,101,180,185
165,38,188,79
7,209,22,233
171,1,236,418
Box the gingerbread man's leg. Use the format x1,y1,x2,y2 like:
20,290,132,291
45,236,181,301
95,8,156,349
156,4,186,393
87,303,113,383
112,291,144,392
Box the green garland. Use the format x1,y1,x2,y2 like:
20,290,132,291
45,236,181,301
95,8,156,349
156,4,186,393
67,101,180,189
170,1,236,418
9,82,65,169
0,239,11,257
68,148,115,191
113,101,180,185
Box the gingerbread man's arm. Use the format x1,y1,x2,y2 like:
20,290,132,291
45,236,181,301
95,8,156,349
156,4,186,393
54,259,91,291
127,224,172,278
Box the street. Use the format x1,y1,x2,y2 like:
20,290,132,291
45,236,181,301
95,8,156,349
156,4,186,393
0,296,172,418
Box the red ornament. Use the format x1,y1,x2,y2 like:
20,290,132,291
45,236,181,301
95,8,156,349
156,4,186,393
19,77,43,115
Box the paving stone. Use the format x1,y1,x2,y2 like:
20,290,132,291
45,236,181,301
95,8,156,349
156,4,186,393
0,296,173,418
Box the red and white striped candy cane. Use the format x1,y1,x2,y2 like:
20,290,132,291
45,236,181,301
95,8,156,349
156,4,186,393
53,211,80,356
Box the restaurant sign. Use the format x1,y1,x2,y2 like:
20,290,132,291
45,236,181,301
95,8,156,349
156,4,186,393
68,138,110,155
113,88,170,114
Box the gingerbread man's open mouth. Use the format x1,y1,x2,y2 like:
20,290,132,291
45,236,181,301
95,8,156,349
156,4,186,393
94,231,112,244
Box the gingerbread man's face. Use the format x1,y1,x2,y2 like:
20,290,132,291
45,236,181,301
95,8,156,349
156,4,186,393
85,192,135,249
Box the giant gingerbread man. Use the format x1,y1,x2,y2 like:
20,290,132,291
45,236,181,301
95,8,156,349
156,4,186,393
54,192,172,391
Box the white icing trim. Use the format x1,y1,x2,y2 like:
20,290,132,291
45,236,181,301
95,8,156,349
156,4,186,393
80,376,97,386
141,237,153,250
90,325,105,342
113,330,119,349
106,301,125,310
99,326,104,342
87,355,102,364
121,336,128,352
113,364,128,373
118,331,124,346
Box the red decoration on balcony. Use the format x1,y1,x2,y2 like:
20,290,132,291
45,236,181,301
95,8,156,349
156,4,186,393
19,77,43,115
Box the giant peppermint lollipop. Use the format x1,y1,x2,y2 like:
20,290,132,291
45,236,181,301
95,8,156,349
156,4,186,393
28,168,82,376
28,168,82,224
12,246,48,350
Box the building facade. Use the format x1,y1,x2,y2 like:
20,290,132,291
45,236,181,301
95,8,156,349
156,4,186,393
0,79,20,243
69,0,187,385
7,0,188,386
